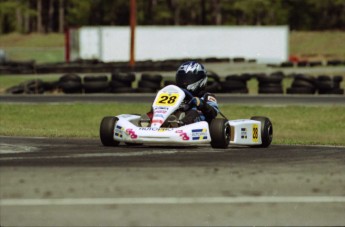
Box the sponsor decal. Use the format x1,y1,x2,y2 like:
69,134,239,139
154,110,168,114
176,130,190,141
192,128,208,140
252,124,259,142
125,128,138,139
241,128,247,139
151,119,164,125
114,125,124,138
138,127,174,132
153,106,169,111
207,96,217,103
153,114,164,118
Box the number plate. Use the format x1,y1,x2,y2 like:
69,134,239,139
155,93,179,106
252,124,259,142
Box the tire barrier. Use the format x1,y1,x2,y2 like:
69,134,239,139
257,72,284,94
222,74,249,93
5,79,45,94
136,73,162,93
4,72,344,95
83,75,109,93
317,75,344,95
287,74,316,94
205,71,222,93
286,74,344,95
110,72,136,93
58,73,83,94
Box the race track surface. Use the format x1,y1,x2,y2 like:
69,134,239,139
1,136,345,226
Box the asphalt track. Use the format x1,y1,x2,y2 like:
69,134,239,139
1,87,345,225
1,136,345,226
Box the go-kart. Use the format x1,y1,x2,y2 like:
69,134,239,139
100,85,273,148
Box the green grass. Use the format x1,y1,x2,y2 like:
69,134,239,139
0,33,65,63
1,103,344,146
290,31,345,58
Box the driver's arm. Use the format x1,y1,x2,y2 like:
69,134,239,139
199,94,218,121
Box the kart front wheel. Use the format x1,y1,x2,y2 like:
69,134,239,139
250,116,273,148
100,116,120,146
210,118,230,149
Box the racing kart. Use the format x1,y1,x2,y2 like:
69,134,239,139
100,85,273,148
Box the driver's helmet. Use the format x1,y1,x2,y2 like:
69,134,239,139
176,61,207,96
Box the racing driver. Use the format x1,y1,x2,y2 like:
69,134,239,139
175,61,219,125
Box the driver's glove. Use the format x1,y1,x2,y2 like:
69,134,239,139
189,97,204,109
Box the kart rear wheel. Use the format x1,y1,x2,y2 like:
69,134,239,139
250,116,273,148
210,118,230,149
100,116,120,146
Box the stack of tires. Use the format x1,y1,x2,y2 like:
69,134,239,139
221,74,249,93
137,73,162,93
83,75,109,93
59,74,83,94
6,79,46,94
286,74,316,94
317,75,344,95
205,72,222,93
110,72,135,93
257,72,284,94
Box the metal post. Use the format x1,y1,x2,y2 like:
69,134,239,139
130,0,136,67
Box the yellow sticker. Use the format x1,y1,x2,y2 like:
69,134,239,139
252,124,259,142
155,93,179,106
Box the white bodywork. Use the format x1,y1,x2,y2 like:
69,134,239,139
112,85,263,146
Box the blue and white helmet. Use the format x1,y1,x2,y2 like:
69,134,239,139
176,61,207,95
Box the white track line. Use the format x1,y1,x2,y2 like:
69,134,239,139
1,196,345,206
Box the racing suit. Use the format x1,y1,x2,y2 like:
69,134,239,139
182,91,219,125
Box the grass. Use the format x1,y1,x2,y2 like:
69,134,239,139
1,31,344,63
1,103,344,146
0,33,65,63
289,31,345,58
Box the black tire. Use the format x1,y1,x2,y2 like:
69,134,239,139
59,74,82,83
291,79,315,88
109,80,132,88
316,81,332,90
43,81,59,91
163,80,176,86
317,75,331,82
294,74,315,84
257,75,283,84
84,75,108,82
221,80,247,90
23,79,45,94
141,74,163,83
210,118,230,149
207,72,221,82
205,82,221,93
83,81,109,93
59,81,83,94
318,88,344,95
250,116,273,148
100,116,120,146
138,80,161,89
5,85,25,94
136,87,156,93
111,72,135,83
222,88,249,94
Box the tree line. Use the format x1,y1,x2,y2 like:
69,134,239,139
1,0,344,34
